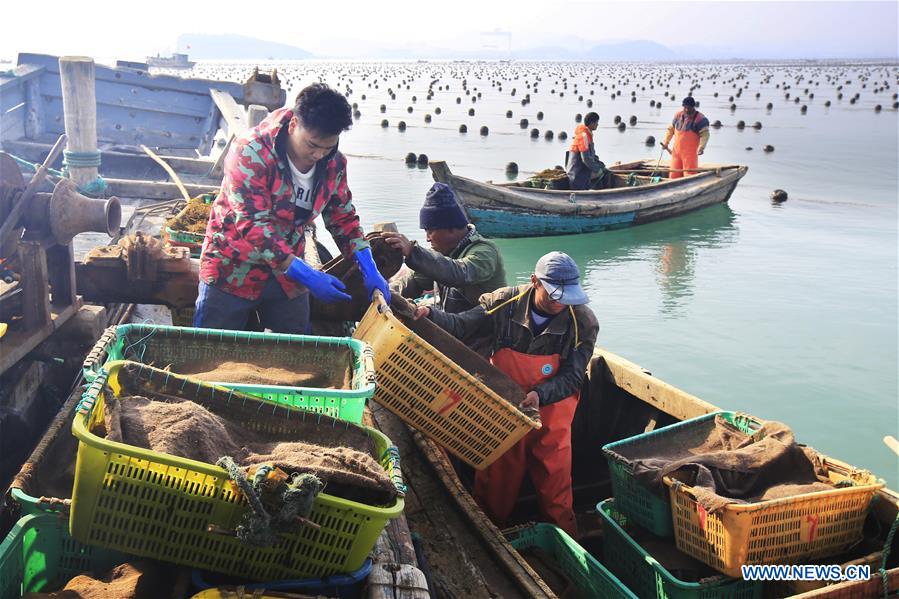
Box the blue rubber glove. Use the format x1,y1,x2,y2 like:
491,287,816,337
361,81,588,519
355,247,391,304
284,257,351,303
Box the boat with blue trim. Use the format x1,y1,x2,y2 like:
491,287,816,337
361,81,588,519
429,159,748,238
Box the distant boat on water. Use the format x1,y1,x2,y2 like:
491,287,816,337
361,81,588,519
430,160,748,238
146,53,195,69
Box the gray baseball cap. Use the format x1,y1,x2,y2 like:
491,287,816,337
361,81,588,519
535,252,589,305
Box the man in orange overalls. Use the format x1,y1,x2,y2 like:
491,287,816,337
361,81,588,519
661,96,710,179
414,252,599,537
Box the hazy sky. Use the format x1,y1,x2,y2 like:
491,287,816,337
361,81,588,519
2,0,897,59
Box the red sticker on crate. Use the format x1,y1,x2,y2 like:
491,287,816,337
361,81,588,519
801,514,819,542
435,389,463,415
696,503,708,532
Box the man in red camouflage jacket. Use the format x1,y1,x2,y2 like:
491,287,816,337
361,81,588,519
195,83,389,333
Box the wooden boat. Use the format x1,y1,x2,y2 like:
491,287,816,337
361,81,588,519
376,347,899,598
146,52,195,69
429,160,748,238
1,53,285,199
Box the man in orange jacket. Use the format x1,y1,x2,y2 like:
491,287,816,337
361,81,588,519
661,96,710,179
566,112,605,190
414,252,599,537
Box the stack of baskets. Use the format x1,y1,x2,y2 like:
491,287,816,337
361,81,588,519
82,324,377,424
3,325,405,597
599,411,884,598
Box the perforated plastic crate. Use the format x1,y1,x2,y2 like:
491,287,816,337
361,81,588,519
82,324,375,423
0,513,127,599
602,411,762,537
69,365,405,580
664,457,883,578
598,498,763,599
353,292,540,470
506,523,637,598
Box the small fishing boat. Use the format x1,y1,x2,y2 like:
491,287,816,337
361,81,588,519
429,160,749,238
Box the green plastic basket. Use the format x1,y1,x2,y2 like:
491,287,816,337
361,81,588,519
165,225,204,244
597,499,762,599
82,324,375,424
601,412,762,537
69,367,405,581
7,387,82,517
506,523,637,598
0,513,127,599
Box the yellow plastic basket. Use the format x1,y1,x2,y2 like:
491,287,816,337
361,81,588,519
69,363,405,581
664,456,883,579
353,292,540,470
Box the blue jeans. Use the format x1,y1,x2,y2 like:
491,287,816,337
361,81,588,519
193,277,310,334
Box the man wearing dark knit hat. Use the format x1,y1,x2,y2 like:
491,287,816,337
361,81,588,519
383,182,506,315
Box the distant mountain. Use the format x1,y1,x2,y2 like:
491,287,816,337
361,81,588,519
177,34,314,60
354,39,678,61
583,40,678,61
173,34,676,61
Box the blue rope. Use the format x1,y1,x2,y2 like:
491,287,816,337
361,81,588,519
7,150,106,196
77,176,108,197
63,151,106,196
8,152,66,178
63,150,102,168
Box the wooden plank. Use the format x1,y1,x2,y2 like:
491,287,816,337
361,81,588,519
369,404,547,598
246,104,268,128
209,88,248,138
39,71,214,119
23,78,43,139
103,177,219,200
0,86,24,115
75,258,199,308
0,64,44,93
18,53,246,100
367,563,430,599
0,303,78,376
1,139,215,176
19,242,50,329
209,136,232,179
0,103,26,141
593,347,719,421
196,98,221,156
46,243,77,307
41,96,210,149
59,56,99,187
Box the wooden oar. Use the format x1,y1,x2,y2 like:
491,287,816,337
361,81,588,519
884,435,899,456
140,144,191,203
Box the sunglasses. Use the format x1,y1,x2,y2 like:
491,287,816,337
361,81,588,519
540,276,578,302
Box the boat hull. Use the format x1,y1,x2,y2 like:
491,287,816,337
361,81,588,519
430,160,748,238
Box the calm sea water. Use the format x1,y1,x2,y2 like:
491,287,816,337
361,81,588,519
186,60,898,486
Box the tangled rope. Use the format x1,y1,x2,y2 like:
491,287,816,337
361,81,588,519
217,456,323,547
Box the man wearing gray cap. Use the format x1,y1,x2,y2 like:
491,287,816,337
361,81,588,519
414,251,599,537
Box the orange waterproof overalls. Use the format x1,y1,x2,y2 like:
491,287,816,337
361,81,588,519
669,110,705,179
474,296,581,537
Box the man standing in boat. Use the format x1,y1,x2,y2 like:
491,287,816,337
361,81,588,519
194,83,390,333
566,112,606,190
414,252,598,537
382,182,507,315
661,96,710,179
